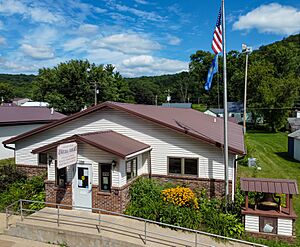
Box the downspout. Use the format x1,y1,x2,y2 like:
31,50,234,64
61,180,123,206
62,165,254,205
232,155,246,201
148,150,152,179
3,143,16,164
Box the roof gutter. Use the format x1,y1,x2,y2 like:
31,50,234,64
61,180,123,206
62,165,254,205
125,147,152,160
3,143,15,151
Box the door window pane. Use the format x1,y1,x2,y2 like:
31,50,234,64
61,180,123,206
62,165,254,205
56,164,67,188
184,159,198,175
100,164,111,191
169,158,181,174
78,167,89,188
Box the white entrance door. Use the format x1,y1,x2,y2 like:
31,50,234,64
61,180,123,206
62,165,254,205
73,163,92,210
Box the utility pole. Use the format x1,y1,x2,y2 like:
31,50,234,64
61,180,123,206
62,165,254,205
155,95,158,106
87,68,98,106
94,82,98,106
242,44,252,134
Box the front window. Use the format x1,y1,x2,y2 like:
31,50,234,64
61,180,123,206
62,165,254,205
126,158,137,181
184,159,198,175
168,157,198,176
169,158,182,174
38,153,48,165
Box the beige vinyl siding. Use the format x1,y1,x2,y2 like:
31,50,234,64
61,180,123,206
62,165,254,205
245,215,259,232
0,124,44,159
77,143,118,186
278,218,293,236
15,108,236,180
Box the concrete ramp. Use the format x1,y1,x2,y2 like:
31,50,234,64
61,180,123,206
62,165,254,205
4,207,252,247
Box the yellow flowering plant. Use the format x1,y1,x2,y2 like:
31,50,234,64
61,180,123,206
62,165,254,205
161,187,199,209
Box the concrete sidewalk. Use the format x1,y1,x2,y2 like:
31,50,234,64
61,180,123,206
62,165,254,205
4,207,254,247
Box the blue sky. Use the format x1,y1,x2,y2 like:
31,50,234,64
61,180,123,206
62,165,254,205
0,0,299,77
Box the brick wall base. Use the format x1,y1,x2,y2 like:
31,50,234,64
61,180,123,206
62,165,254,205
92,177,139,213
45,175,232,213
45,180,72,209
246,232,297,243
17,164,47,178
152,174,232,199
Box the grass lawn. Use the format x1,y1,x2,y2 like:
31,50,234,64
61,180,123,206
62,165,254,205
238,131,300,238
192,104,207,112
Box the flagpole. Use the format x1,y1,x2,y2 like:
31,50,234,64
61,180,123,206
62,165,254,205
221,0,229,203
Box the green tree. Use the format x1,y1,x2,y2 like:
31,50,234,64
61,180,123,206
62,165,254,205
0,82,14,102
32,60,131,114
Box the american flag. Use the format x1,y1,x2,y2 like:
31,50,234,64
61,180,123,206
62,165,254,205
212,8,222,54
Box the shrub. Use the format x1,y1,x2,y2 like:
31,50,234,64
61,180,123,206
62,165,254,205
0,175,45,211
126,177,244,239
0,163,27,193
125,178,164,221
159,203,202,229
198,196,244,238
161,187,199,209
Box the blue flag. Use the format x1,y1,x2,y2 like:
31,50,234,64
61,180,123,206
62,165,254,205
204,54,218,91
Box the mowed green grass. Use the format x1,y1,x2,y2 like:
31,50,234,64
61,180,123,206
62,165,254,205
238,131,300,238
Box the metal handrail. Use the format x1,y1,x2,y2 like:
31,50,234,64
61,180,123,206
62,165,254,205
6,199,267,247
5,200,20,229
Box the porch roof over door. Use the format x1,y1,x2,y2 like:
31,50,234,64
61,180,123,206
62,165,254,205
32,130,151,159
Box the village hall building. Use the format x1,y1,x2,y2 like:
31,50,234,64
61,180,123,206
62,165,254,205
3,102,245,212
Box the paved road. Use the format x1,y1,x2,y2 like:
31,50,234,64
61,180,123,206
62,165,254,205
0,213,58,247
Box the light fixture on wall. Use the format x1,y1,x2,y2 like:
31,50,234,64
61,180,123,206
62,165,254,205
48,155,53,166
112,160,117,168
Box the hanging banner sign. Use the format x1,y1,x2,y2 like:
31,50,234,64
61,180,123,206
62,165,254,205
57,142,77,169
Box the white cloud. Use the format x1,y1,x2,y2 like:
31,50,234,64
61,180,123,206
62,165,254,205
0,37,6,45
78,24,99,36
22,25,59,46
29,7,62,23
63,37,89,52
119,55,188,77
167,34,181,45
233,3,300,35
21,44,55,60
94,7,107,14
86,48,129,65
0,0,63,24
134,0,149,5
113,3,165,22
0,0,26,15
92,33,161,54
0,56,38,73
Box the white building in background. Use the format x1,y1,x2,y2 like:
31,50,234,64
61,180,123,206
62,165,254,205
21,101,49,107
0,106,65,159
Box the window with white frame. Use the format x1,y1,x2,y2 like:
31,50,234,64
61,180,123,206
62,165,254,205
126,158,137,181
168,157,198,176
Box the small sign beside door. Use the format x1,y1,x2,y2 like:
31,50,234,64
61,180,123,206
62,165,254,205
57,142,78,169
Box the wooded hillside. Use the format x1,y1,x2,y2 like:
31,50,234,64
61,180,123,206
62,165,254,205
0,34,299,129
